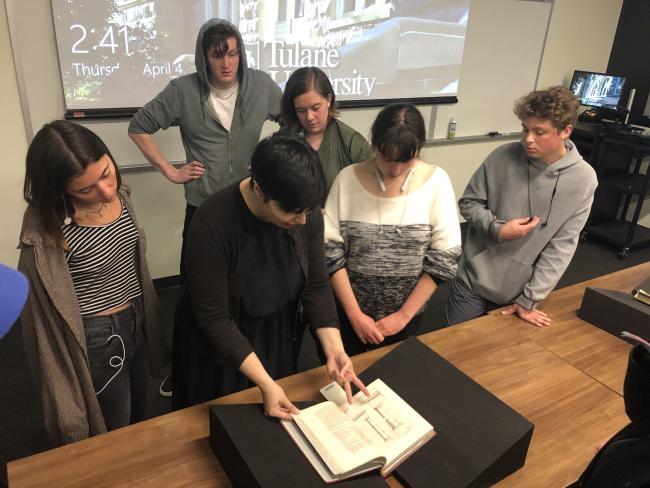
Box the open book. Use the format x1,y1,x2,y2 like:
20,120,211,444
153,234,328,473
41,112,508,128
281,379,435,483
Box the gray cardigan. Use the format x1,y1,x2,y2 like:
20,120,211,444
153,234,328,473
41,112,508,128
18,189,170,446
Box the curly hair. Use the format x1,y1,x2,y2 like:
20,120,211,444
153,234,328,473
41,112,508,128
514,86,579,130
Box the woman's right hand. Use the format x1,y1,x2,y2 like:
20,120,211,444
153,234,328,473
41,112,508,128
349,311,384,345
259,381,299,420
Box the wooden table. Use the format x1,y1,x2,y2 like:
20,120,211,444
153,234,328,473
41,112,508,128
509,262,648,395
8,263,649,487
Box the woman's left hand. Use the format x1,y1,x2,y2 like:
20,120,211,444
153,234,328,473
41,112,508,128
375,310,410,337
326,351,370,403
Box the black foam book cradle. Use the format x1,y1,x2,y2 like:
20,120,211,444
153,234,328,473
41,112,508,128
578,286,650,342
209,336,534,487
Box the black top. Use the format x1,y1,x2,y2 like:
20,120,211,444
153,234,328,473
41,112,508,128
239,217,304,319
235,215,305,381
181,182,339,368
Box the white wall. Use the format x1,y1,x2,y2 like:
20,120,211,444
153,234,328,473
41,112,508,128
537,0,624,88
2,0,629,276
0,0,28,267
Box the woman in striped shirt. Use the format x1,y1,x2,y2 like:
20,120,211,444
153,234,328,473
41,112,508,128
18,121,169,445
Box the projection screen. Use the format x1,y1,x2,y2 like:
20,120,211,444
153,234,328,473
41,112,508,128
51,0,470,116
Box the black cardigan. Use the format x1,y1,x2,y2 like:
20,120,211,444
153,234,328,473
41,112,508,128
180,182,339,368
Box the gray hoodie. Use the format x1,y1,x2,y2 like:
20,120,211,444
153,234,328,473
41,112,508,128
457,140,597,309
128,19,282,207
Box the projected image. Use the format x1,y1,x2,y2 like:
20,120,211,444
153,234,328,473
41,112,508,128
569,71,626,110
52,0,470,111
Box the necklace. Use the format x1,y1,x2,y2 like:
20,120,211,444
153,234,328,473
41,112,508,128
377,194,411,235
212,82,238,100
83,203,107,218
375,167,415,235
374,165,415,193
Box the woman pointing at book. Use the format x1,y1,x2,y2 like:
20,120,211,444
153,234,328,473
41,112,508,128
174,135,368,418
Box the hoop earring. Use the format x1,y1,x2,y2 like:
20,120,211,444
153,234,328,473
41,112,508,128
62,197,72,225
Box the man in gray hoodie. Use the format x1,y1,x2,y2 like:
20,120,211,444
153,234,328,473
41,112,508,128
445,86,597,327
128,19,281,276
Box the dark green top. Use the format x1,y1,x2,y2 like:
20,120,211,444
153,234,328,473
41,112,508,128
279,119,371,193
318,119,372,193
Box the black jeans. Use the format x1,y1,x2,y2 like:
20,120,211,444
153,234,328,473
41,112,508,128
180,204,198,283
444,275,500,326
83,297,149,431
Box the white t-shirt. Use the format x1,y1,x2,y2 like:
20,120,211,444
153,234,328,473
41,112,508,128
210,82,239,131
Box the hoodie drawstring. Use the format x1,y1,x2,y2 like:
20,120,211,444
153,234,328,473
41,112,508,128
528,164,563,227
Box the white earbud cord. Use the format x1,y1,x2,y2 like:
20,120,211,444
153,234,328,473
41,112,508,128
94,333,126,396
62,197,72,226
376,168,414,235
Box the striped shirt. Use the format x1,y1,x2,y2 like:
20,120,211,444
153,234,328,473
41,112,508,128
62,199,142,316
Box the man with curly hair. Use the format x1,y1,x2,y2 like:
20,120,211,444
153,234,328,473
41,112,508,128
445,86,598,327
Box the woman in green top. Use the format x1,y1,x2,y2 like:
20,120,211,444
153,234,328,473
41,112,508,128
280,67,372,193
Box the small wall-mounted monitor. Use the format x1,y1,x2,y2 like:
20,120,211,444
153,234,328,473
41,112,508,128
569,70,626,110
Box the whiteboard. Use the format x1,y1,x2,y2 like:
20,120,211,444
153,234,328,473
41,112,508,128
433,0,552,138
8,0,552,167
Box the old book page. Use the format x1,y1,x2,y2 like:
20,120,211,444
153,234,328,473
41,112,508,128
286,379,434,480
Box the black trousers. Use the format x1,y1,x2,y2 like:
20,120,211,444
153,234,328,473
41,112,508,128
316,303,424,362
444,275,500,326
180,204,198,283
